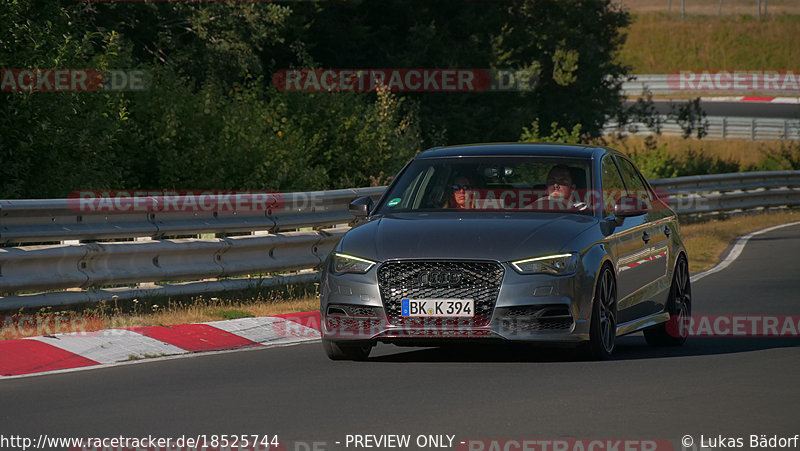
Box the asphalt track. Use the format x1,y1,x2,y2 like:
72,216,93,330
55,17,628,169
629,100,800,119
2,224,800,451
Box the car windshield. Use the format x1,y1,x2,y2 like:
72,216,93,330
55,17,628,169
377,156,594,214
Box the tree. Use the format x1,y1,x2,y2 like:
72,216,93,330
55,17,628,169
284,0,631,144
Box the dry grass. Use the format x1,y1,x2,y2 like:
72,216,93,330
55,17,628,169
101,295,320,330
682,210,800,273
602,135,785,167
620,12,800,73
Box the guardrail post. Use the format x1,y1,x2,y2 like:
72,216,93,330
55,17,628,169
722,117,727,139
785,120,790,141
751,118,757,140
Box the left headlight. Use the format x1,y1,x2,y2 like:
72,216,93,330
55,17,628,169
511,253,578,275
331,253,376,274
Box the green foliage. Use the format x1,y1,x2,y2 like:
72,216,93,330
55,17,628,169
747,143,800,172
520,120,583,144
2,0,631,198
622,137,741,179
283,0,631,143
552,47,580,86
670,98,708,139
0,1,135,197
213,309,254,320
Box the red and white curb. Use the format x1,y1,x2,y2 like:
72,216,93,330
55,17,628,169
702,96,800,103
0,312,321,378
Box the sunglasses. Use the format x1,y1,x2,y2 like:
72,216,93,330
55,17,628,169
547,179,571,186
451,184,471,191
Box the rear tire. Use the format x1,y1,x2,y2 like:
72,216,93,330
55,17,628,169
583,266,617,360
644,255,691,346
322,339,373,361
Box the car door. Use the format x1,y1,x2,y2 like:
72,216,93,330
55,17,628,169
600,155,651,324
615,157,670,319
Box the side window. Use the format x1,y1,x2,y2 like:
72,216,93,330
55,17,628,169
600,156,625,216
616,158,652,202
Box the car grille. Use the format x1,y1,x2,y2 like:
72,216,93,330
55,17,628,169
377,260,504,327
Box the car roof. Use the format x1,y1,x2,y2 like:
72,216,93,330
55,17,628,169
415,142,609,159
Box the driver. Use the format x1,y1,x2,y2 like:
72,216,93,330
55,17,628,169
535,165,586,211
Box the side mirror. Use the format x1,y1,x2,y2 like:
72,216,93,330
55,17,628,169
614,195,649,218
349,196,374,218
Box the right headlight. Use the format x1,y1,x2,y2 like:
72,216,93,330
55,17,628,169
511,253,578,275
331,253,376,274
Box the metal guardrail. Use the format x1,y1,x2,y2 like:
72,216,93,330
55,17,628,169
649,171,800,216
0,228,346,293
605,116,800,140
621,74,800,96
621,74,684,96
0,187,385,245
2,171,800,310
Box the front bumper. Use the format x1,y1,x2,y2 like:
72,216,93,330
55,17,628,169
320,261,594,344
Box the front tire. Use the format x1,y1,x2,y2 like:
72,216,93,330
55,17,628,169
322,339,373,361
644,255,691,346
584,266,617,360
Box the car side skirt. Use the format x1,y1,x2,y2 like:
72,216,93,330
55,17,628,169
616,311,671,336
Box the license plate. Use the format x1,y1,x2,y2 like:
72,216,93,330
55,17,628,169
401,299,474,317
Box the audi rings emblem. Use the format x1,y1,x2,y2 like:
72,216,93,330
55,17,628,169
419,270,463,287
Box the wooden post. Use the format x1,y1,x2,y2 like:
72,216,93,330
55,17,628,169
668,0,672,12
681,0,685,19
718,0,723,15
757,0,762,19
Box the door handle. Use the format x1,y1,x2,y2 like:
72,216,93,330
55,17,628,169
642,231,650,244
664,226,671,237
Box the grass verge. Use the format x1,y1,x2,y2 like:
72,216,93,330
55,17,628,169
0,285,320,340
621,12,800,73
597,135,800,179
681,210,800,273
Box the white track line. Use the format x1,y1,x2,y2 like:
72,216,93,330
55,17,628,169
691,221,800,283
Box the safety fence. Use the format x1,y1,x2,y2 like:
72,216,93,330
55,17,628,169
605,115,800,141
1,172,799,309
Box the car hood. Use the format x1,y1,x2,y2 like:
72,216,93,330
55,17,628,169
337,212,598,262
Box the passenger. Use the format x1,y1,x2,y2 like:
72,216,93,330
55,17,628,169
447,175,475,209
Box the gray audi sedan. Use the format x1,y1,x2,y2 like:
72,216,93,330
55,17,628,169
320,143,691,360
